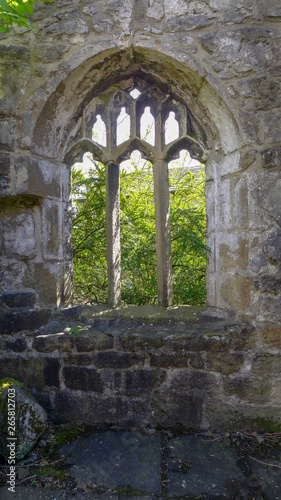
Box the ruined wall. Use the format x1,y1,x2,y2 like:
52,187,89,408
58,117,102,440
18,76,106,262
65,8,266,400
0,0,281,328
2,305,281,433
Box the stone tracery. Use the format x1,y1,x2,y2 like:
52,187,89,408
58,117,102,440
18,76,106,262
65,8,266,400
64,79,206,307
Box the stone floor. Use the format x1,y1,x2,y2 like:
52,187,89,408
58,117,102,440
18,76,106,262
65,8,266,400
1,427,281,499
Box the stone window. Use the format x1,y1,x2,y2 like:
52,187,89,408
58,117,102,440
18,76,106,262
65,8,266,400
65,78,205,307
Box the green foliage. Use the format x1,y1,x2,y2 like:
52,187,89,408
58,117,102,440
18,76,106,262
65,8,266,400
0,0,52,32
72,154,210,306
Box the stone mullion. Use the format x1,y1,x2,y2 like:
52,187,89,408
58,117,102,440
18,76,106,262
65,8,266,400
131,100,137,139
106,161,121,307
153,159,173,307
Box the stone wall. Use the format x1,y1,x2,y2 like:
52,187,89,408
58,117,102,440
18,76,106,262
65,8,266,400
1,0,281,326
1,305,281,432
0,0,281,430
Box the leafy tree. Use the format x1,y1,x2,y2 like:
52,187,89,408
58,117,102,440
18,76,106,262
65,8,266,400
0,0,51,32
72,153,210,306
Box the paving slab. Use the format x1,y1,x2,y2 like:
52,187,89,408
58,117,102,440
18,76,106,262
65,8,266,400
1,429,281,498
60,430,162,494
165,435,248,497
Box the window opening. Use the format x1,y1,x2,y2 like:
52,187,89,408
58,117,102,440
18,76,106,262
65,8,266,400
117,107,130,145
140,106,155,146
168,149,207,305
92,114,106,147
130,88,141,99
71,154,107,304
68,80,208,308
120,151,157,305
165,111,179,144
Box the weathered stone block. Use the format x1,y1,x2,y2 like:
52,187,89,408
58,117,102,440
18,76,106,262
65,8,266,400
261,324,281,349
2,291,36,308
220,275,251,312
94,351,145,369
41,7,89,37
15,157,61,198
3,212,37,259
0,356,45,390
204,403,281,432
1,262,34,297
63,366,104,392
32,332,74,353
152,388,203,430
35,43,70,62
0,176,11,196
166,14,214,32
0,61,30,112
0,155,10,176
125,369,166,396
233,176,249,228
147,0,164,19
42,200,63,260
150,352,188,368
261,145,281,169
52,391,130,424
252,354,281,375
259,112,281,143
224,376,272,404
5,336,27,352
63,353,94,365
236,76,281,111
44,357,60,387
189,352,205,369
264,229,281,264
32,262,62,308
198,28,276,78
75,331,114,352
0,44,30,61
257,274,281,295
205,352,244,375
120,331,163,351
228,324,257,351
163,329,229,353
219,236,249,272
0,308,51,335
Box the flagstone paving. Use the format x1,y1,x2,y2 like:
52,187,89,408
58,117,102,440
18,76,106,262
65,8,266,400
1,427,281,499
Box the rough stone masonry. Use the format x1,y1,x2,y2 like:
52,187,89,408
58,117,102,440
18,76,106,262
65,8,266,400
0,0,281,431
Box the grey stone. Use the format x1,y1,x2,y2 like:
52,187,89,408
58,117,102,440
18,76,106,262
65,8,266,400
125,369,166,396
75,330,114,352
32,332,74,352
94,351,145,369
0,44,30,61
0,155,10,176
63,366,104,392
0,356,45,390
166,435,246,497
52,391,130,424
0,61,30,112
0,308,51,335
5,336,27,352
0,176,11,196
3,212,36,259
61,430,162,493
2,291,36,308
44,357,60,388
261,145,281,168
0,379,47,460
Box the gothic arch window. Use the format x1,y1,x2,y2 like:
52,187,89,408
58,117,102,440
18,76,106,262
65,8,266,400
65,78,205,307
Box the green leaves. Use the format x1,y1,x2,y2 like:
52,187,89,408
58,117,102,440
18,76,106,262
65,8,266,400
72,158,209,306
0,0,52,32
